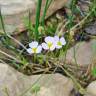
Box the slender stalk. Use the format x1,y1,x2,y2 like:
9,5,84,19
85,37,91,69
41,0,49,26
28,10,31,32
73,45,78,68
47,0,53,8
66,6,95,33
18,75,43,96
0,7,6,35
0,7,9,43
35,0,42,41
71,0,77,13
0,49,20,63
3,87,10,96
59,66,86,94
7,35,27,50
41,0,53,26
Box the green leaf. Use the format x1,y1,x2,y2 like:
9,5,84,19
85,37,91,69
35,0,42,41
92,67,96,77
21,57,28,65
31,84,40,93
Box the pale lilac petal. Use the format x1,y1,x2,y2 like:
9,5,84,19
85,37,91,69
54,36,59,42
50,44,55,51
60,37,66,45
45,36,54,43
42,43,49,50
55,45,62,49
27,48,33,54
29,41,38,48
36,45,42,53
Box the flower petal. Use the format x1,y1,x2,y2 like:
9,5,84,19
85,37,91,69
60,37,66,45
55,45,62,49
27,48,33,54
36,45,42,53
50,44,55,51
29,41,38,48
42,43,49,50
54,36,59,42
45,36,54,43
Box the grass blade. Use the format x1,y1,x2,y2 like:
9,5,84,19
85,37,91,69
0,7,6,35
35,0,42,41
41,0,53,26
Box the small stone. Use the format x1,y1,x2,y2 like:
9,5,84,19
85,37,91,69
85,81,96,96
0,63,74,96
78,1,89,13
60,39,96,66
85,22,96,35
0,0,68,34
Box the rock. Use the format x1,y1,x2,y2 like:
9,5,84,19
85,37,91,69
78,0,89,13
0,0,68,34
85,81,96,96
60,39,96,66
0,63,74,96
85,22,96,35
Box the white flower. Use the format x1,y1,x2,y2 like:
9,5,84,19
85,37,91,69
27,41,42,54
54,36,66,49
42,36,55,51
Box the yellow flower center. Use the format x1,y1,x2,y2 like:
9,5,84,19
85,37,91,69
57,41,62,46
32,48,37,53
47,42,53,48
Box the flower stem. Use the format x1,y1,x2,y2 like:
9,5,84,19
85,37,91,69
0,7,6,35
41,0,53,26
35,0,42,41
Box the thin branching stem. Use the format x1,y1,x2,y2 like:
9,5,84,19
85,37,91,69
7,35,27,50
0,49,20,63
